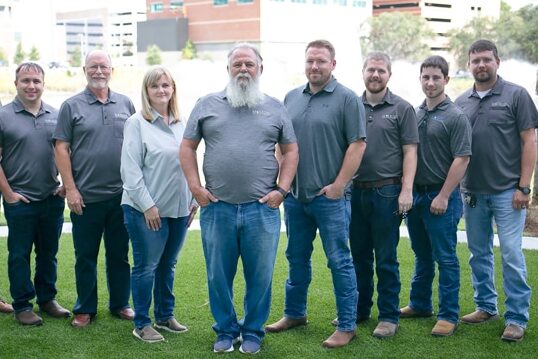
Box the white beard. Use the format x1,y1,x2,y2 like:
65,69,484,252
226,73,264,108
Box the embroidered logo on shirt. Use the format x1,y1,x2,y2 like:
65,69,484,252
383,114,398,120
252,109,270,117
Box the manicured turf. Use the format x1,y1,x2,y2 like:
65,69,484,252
0,231,536,358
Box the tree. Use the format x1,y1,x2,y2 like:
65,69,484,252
146,45,162,65
447,16,497,70
28,45,40,61
361,12,435,62
70,46,82,67
182,40,197,60
516,5,538,63
495,1,525,60
13,42,25,65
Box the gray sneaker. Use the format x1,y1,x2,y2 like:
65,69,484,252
133,325,165,343
213,335,240,353
154,318,188,333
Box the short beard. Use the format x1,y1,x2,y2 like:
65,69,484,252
226,73,264,108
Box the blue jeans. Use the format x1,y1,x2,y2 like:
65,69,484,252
463,188,530,328
349,184,401,324
123,205,189,329
284,195,357,332
200,201,280,341
4,195,64,312
406,189,462,324
71,195,131,315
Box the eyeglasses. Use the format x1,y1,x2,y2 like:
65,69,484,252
86,65,112,73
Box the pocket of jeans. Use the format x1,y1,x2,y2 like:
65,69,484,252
375,184,401,198
3,200,24,207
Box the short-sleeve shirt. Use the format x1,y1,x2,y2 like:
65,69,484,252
183,90,296,204
285,77,366,202
0,98,60,201
121,110,191,218
54,88,135,203
455,76,538,194
414,97,472,185
356,89,419,182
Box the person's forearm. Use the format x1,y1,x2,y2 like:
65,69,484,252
333,140,366,188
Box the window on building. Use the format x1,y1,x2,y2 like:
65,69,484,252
291,0,306,3
237,0,254,4
352,0,366,6
170,1,183,9
150,2,164,12
213,0,228,5
333,0,347,6
313,0,328,4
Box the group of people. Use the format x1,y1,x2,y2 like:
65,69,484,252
0,37,536,354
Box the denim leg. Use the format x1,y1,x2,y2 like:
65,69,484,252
463,193,498,316
349,188,374,319
34,195,64,305
154,216,188,323
123,205,166,328
314,195,357,332
240,202,280,340
5,201,39,312
370,185,401,324
406,192,435,314
283,196,317,319
71,202,106,315
423,190,461,323
491,189,530,328
200,201,241,339
103,196,131,313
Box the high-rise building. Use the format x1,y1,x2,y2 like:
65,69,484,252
372,0,501,52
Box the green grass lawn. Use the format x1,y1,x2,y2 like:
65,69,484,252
0,232,536,358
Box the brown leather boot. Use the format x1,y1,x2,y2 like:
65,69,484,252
0,299,14,314
39,300,72,318
431,320,456,336
322,330,356,348
15,309,43,326
265,317,307,333
461,310,499,324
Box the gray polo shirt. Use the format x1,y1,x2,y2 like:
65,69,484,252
356,89,419,182
184,90,296,204
414,97,472,185
455,76,538,194
54,88,135,203
285,77,366,202
121,110,191,218
0,98,60,201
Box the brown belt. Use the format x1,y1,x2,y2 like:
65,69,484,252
414,183,444,193
353,177,401,189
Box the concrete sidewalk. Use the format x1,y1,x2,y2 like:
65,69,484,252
1,220,537,250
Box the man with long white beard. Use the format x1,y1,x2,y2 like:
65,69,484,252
180,43,298,354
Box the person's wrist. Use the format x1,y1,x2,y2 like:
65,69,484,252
276,186,289,198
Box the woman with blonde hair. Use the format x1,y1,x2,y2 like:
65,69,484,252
121,66,196,343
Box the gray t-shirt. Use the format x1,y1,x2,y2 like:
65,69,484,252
455,76,538,194
415,97,472,185
356,89,419,182
285,77,366,202
183,90,296,204
0,98,60,201
54,88,135,203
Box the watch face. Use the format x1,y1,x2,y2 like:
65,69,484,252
519,186,531,195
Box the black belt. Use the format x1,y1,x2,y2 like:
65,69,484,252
353,177,400,189
414,183,444,193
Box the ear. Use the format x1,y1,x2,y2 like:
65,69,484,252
259,63,264,75
445,76,450,85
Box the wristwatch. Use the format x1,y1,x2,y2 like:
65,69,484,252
516,185,531,195
275,186,289,198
